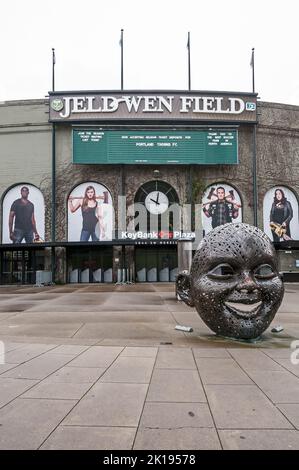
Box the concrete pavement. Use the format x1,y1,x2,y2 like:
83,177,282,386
0,283,298,449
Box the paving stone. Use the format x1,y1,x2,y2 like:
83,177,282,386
67,346,123,368
121,347,158,358
0,398,76,449
273,358,299,377
278,404,299,429
153,284,175,292
25,310,173,323
205,384,292,429
48,293,109,305
193,348,231,358
279,296,299,313
0,378,38,408
44,366,106,384
0,287,298,450
100,356,155,383
99,339,165,347
46,288,79,293
72,305,168,313
72,323,180,340
47,345,90,356
195,358,253,385
0,323,83,338
25,304,106,312
147,369,206,403
41,425,136,450
103,293,164,306
63,382,148,427
1,355,73,380
155,348,196,369
139,402,214,429
0,314,24,323
0,302,36,313
219,430,299,450
0,336,96,346
79,285,118,292
134,428,221,450
261,348,294,359
171,311,204,321
21,381,91,400
2,343,57,364
0,363,18,375
0,342,26,353
247,370,299,403
228,349,285,371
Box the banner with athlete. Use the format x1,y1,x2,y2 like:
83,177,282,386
2,184,45,244
263,186,299,242
68,182,113,242
201,183,242,236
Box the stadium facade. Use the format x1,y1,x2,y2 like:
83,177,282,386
0,91,298,284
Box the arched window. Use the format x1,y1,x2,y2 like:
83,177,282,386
134,181,179,236
201,183,242,236
67,182,113,242
2,184,45,244
263,186,299,242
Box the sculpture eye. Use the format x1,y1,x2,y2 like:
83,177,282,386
208,264,235,279
254,264,275,279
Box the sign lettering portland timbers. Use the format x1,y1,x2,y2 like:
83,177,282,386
49,91,257,123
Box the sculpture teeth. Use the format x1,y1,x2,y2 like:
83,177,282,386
225,301,262,313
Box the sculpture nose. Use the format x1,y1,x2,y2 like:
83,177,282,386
237,271,258,292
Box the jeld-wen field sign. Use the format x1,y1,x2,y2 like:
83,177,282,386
49,92,257,123
73,129,238,165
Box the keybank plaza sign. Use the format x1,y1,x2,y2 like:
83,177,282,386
49,91,257,122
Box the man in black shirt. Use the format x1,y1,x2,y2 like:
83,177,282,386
203,186,239,229
8,186,40,243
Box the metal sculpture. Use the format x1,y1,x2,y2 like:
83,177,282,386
176,223,284,340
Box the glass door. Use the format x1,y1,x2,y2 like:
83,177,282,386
67,247,113,283
0,250,37,284
24,250,35,284
135,246,178,282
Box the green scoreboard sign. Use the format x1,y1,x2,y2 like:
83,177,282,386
73,129,238,165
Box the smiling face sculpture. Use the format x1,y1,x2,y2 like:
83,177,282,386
176,223,284,340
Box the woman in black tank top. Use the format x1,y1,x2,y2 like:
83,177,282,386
68,186,105,241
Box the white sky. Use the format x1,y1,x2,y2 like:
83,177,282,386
1,0,298,105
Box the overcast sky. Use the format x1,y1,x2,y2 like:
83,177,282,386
1,0,298,105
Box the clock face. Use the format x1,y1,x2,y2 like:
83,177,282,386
145,191,169,215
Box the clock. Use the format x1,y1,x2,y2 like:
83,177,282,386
145,191,169,215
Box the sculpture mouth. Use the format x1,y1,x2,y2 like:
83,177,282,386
225,300,262,319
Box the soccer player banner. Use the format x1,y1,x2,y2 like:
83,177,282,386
201,183,242,236
2,184,45,244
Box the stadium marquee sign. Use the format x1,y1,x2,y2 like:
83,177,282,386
49,91,257,123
